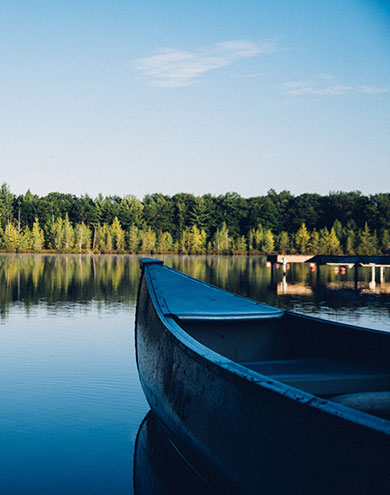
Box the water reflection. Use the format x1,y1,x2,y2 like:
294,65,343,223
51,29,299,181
0,254,389,493
0,254,141,318
0,254,389,331
133,412,215,495
159,256,390,331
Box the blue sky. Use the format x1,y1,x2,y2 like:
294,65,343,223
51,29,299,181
1,0,389,198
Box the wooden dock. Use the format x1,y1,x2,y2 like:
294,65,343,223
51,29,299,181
306,255,390,290
306,255,390,267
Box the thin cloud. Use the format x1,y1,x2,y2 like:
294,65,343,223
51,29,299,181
280,79,388,96
280,80,353,96
135,40,276,87
358,85,389,94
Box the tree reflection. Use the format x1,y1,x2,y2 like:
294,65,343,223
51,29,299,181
0,254,389,323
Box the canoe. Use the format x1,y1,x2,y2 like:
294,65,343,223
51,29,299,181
135,259,390,494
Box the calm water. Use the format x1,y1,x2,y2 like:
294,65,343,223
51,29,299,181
0,254,389,494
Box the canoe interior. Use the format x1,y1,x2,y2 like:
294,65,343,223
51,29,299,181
179,313,390,408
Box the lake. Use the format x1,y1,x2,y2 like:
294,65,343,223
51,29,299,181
0,254,389,494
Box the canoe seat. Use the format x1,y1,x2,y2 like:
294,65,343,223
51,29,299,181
330,392,390,420
239,358,390,396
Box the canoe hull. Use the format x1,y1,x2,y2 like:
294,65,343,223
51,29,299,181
136,265,390,494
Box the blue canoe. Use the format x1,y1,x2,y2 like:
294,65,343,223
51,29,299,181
135,259,390,494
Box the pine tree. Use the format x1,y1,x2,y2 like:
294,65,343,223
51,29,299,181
309,229,320,255
75,223,83,252
213,222,231,254
19,226,33,251
356,223,375,255
0,213,4,249
32,218,45,251
179,227,191,254
127,225,140,253
111,217,125,252
188,197,210,230
52,217,64,250
319,227,341,254
189,225,205,254
4,222,20,252
263,229,275,254
278,231,289,254
248,229,255,253
319,227,330,254
254,224,264,252
96,223,109,252
381,229,390,254
157,231,174,253
106,231,113,252
63,213,74,250
332,220,343,243
295,223,310,254
75,222,91,251
344,230,355,255
234,235,248,254
140,226,156,253
328,227,341,254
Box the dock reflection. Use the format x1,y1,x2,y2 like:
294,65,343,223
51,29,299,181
276,274,390,298
133,412,216,495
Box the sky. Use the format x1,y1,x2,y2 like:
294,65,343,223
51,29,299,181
0,0,389,199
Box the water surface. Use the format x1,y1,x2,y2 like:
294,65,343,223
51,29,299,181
0,254,389,494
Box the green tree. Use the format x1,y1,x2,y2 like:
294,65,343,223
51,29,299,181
96,223,110,252
234,235,248,254
328,227,342,254
127,225,140,253
157,231,174,253
213,222,231,254
4,222,19,252
189,225,206,254
189,197,211,231
111,217,125,251
118,195,144,230
381,229,390,254
106,231,113,252
295,223,310,254
32,218,45,251
63,213,74,250
19,226,33,251
309,229,320,254
356,223,376,255
344,224,356,255
319,227,341,254
140,226,156,254
0,183,14,229
332,219,343,243
278,231,290,254
248,224,264,253
75,222,91,251
263,229,275,254
51,217,64,250
179,227,191,254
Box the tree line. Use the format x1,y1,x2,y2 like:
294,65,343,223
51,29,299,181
0,183,389,255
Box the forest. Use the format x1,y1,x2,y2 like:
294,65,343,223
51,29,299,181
0,183,389,255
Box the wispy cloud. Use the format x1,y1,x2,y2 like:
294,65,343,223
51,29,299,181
135,40,276,87
280,78,388,96
357,85,389,94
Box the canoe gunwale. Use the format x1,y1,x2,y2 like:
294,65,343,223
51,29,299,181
141,262,390,435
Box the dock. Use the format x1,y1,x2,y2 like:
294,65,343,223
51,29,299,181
306,255,390,290
305,256,390,267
